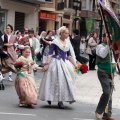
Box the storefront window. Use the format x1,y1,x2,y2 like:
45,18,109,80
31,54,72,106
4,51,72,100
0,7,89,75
0,10,6,33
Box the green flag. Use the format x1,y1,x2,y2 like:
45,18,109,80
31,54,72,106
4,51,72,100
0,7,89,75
97,0,120,53
107,15,120,42
85,18,95,32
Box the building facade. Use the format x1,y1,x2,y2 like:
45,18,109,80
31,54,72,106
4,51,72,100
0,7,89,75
0,0,118,35
79,0,118,37
39,0,64,32
79,0,100,37
0,0,45,33
39,0,79,34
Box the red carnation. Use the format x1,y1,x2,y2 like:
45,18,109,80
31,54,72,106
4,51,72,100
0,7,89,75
80,64,88,74
14,62,23,69
15,62,23,66
16,48,20,52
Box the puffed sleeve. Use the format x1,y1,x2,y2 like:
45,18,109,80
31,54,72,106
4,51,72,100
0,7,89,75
48,44,56,55
35,38,40,54
96,44,109,58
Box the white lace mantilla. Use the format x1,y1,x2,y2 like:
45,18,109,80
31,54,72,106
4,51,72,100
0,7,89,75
51,38,70,52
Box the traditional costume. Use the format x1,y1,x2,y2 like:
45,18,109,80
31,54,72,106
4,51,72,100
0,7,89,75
39,38,76,104
18,36,40,60
15,56,38,106
1,34,17,74
95,42,115,119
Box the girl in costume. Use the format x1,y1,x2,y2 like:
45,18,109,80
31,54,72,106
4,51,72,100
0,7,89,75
15,46,42,107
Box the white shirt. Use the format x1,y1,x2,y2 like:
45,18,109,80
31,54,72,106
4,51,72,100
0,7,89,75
80,37,86,51
17,36,22,40
18,37,40,54
1,34,12,42
96,44,109,59
28,37,40,54
1,34,13,54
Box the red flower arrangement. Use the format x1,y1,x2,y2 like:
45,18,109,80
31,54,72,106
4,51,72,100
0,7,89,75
14,61,23,69
80,64,88,74
74,63,88,74
14,61,26,77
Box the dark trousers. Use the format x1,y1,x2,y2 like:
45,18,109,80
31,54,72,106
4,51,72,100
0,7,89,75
89,54,96,70
96,71,113,117
76,56,88,64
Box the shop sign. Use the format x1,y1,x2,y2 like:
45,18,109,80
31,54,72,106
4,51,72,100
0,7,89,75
39,12,56,21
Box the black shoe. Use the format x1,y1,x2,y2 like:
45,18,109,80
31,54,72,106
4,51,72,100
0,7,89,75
34,69,37,72
26,104,32,108
47,101,51,105
0,83,5,90
33,69,37,73
58,102,65,109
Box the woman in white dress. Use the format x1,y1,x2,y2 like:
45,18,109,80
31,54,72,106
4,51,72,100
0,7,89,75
39,26,78,109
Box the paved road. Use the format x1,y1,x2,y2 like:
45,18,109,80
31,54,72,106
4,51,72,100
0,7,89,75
0,69,120,120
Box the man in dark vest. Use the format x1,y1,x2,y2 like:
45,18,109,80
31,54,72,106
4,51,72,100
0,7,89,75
71,29,88,64
95,33,115,120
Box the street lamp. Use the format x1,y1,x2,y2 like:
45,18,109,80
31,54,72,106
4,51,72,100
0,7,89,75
73,0,81,28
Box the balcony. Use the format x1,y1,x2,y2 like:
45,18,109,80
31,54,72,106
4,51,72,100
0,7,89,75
10,0,45,5
40,0,64,13
80,10,101,20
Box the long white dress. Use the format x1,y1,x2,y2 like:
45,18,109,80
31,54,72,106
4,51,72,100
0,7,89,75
39,39,76,103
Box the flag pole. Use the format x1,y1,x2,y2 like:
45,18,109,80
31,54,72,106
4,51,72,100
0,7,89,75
99,3,120,75
98,1,117,114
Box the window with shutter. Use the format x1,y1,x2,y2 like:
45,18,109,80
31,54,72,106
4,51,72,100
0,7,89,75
15,12,25,33
69,0,73,8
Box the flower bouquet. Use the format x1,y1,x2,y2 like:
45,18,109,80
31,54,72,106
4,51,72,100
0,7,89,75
80,64,88,74
14,61,25,77
74,63,82,74
74,63,88,74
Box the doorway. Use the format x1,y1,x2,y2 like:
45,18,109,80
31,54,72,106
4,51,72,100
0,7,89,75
39,19,46,34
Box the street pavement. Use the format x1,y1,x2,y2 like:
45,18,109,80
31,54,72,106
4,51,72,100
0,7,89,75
0,68,120,120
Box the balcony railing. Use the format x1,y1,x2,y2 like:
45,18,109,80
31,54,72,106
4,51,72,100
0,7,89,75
40,2,55,8
80,10,100,20
40,0,64,11
10,0,45,5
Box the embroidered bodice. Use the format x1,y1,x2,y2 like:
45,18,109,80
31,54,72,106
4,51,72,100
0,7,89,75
48,44,71,61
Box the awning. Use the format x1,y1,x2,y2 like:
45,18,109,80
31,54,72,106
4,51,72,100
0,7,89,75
10,0,45,5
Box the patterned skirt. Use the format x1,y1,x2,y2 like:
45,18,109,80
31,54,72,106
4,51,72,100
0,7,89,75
39,58,76,103
15,75,38,105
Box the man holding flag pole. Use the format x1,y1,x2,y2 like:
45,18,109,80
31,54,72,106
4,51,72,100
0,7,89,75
95,0,120,119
